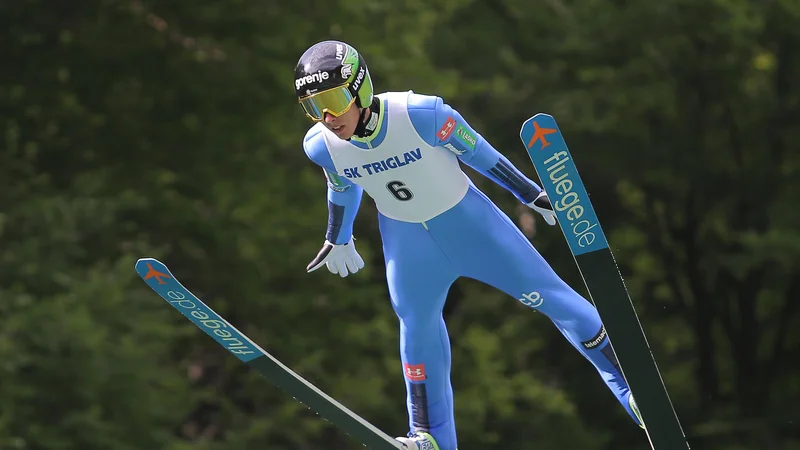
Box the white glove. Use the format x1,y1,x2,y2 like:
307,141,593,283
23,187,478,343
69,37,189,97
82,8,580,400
306,237,365,277
526,191,557,226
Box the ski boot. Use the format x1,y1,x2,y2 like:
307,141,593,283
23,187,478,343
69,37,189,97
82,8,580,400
395,431,441,450
629,392,646,429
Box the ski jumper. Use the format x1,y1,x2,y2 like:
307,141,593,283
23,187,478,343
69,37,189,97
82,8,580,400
303,91,639,450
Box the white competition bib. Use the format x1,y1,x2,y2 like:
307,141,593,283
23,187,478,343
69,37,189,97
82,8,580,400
321,91,469,223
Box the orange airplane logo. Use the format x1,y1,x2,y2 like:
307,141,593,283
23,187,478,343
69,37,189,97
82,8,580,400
144,263,171,285
526,122,557,149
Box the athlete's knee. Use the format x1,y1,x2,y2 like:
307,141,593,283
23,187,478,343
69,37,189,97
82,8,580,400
399,311,443,339
529,285,599,323
389,285,448,326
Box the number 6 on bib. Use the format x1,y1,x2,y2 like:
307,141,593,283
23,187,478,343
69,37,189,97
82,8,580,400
386,180,413,201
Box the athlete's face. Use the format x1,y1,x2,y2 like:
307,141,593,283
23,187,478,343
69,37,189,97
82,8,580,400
323,104,361,140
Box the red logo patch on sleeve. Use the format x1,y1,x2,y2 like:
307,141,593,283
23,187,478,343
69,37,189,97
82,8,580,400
437,117,457,142
403,363,427,382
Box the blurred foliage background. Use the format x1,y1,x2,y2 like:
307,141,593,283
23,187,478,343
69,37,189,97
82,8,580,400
1,0,799,449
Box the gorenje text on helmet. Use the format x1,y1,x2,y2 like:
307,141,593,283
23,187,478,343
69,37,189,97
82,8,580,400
295,70,330,90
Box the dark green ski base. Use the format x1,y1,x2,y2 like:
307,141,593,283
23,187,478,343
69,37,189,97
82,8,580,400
520,114,690,450
135,257,402,450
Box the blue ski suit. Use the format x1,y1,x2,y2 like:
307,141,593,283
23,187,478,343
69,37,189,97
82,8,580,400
303,91,641,450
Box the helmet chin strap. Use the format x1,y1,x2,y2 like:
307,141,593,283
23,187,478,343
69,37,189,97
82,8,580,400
351,97,380,139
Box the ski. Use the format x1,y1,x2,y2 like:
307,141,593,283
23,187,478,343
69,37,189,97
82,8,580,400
135,258,402,450
519,114,690,450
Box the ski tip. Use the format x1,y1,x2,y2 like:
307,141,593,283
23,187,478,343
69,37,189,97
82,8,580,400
519,113,561,152
135,257,160,267
519,113,555,135
531,112,554,120
134,257,168,276
135,257,174,285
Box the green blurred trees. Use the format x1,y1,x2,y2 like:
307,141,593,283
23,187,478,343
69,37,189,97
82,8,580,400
1,0,797,449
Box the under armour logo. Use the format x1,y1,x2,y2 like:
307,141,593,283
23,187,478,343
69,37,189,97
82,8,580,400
437,117,456,141
403,363,426,381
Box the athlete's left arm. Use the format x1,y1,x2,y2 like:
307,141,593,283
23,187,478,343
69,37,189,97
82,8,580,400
407,93,542,204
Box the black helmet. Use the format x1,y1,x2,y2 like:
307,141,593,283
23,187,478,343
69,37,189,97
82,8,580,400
294,40,374,120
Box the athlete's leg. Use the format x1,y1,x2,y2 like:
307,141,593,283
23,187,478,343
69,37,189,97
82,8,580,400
428,185,642,426
378,213,460,450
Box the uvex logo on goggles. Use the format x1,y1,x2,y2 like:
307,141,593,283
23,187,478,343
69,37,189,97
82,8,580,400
295,70,330,90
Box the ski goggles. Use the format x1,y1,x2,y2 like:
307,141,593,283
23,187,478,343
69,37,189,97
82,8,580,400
298,85,356,121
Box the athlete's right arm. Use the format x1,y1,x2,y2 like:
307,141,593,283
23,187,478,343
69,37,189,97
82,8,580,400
302,126,364,246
